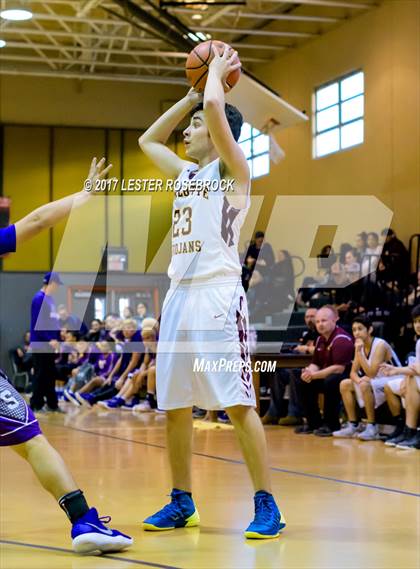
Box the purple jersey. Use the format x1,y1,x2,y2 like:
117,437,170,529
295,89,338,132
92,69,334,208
0,370,42,446
94,352,116,378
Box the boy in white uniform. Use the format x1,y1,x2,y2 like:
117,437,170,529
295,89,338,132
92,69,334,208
333,316,401,440
138,46,285,538
381,304,420,449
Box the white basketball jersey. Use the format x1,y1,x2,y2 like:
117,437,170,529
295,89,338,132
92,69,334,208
361,337,401,378
167,159,249,282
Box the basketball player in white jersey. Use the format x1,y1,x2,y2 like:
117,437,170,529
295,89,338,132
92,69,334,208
333,315,401,440
380,304,420,449
138,46,285,538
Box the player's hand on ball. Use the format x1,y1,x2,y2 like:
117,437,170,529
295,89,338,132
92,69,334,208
210,45,241,88
186,87,203,106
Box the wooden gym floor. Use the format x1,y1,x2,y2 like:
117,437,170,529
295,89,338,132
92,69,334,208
1,407,419,569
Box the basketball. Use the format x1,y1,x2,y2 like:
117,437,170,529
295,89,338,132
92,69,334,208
185,40,241,93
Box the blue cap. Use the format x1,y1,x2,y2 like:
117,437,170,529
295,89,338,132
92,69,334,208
43,271,63,285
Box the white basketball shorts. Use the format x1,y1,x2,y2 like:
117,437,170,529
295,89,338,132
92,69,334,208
354,376,391,409
156,277,256,411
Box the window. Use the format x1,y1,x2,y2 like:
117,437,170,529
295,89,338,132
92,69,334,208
239,123,270,179
313,70,364,158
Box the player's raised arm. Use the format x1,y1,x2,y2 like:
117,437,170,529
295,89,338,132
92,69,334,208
14,157,112,246
138,90,202,178
204,46,249,208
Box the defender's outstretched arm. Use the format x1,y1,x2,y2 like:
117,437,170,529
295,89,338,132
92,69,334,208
14,158,112,246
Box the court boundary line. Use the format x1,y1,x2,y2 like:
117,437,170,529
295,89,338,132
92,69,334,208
0,539,181,569
44,422,420,499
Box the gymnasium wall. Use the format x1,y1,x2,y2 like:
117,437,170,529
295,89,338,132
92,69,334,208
0,77,187,129
252,0,419,248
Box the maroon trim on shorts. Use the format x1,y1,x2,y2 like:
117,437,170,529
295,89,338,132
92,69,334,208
236,296,253,399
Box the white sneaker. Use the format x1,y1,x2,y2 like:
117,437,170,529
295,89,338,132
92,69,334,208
132,400,152,413
358,423,380,441
333,422,358,438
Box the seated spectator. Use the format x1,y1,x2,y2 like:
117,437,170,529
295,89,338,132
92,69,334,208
382,305,420,448
57,304,88,336
361,232,382,277
103,313,123,345
318,245,337,271
338,243,353,264
246,231,275,271
133,318,159,412
295,267,329,307
262,308,318,426
102,318,159,411
333,316,401,440
407,269,420,305
134,302,150,327
75,319,141,407
379,228,410,287
62,339,95,402
55,330,80,382
344,249,361,283
67,341,116,404
84,318,104,342
355,231,367,259
270,250,295,310
295,305,354,436
122,306,134,319
11,331,33,373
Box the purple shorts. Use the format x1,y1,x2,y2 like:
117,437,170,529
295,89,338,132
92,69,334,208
0,370,42,446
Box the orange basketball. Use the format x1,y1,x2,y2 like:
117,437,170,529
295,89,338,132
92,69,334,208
185,40,241,93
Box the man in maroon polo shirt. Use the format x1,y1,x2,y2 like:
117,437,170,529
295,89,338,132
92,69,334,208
295,305,354,437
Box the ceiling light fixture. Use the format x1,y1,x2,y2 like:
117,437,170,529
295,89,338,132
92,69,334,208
0,39,6,48
0,8,33,21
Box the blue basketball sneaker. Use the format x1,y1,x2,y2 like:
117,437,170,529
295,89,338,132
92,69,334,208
244,491,286,539
75,392,94,407
142,489,200,531
121,396,140,411
72,508,133,554
103,397,125,409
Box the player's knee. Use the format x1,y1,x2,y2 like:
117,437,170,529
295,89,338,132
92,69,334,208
359,381,371,394
166,407,192,423
340,379,352,393
225,404,252,423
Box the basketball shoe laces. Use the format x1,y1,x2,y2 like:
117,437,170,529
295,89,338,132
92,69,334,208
158,495,187,521
97,515,112,526
254,495,276,524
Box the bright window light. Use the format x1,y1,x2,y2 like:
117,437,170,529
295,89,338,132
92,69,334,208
0,39,6,48
0,9,33,21
341,119,364,149
239,123,270,179
313,70,364,158
316,128,340,157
